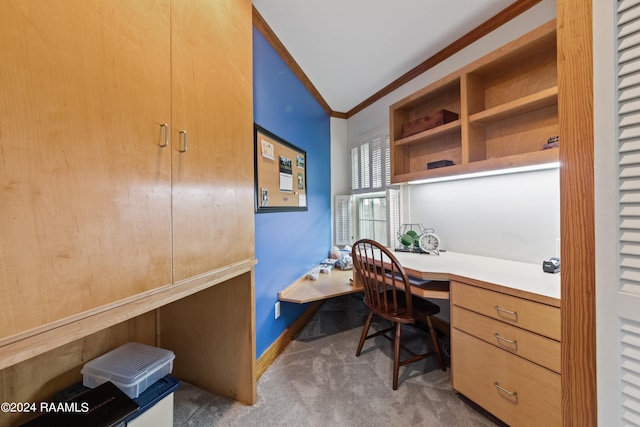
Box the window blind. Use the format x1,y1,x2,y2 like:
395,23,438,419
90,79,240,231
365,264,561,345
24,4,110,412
349,132,392,194
334,195,352,246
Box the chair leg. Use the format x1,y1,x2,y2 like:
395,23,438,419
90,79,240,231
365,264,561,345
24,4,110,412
356,311,374,356
426,316,446,371
392,321,402,390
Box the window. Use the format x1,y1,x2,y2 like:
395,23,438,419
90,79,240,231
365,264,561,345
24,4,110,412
334,188,400,249
358,195,387,246
334,130,399,248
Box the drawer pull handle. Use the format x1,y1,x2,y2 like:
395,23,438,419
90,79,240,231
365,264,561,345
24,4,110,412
494,305,518,320
494,333,517,346
159,123,169,147
494,382,518,398
178,130,188,153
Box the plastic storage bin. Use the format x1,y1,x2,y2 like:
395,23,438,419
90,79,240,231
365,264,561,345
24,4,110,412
124,375,179,427
81,342,175,398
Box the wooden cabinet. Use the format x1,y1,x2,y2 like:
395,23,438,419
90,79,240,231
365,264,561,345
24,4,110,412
0,0,173,340
0,0,255,403
390,20,558,183
170,0,254,280
451,281,561,426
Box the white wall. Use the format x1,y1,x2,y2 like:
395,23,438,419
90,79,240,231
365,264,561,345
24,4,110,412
407,168,560,263
340,0,559,264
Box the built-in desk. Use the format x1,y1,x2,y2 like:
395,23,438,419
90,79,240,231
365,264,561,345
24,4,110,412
393,251,560,306
278,269,359,303
278,251,561,426
394,251,561,426
278,251,560,306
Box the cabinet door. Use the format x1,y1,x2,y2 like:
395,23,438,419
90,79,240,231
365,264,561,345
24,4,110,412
171,0,254,282
0,1,172,339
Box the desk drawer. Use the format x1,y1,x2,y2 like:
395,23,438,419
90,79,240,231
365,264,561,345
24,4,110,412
452,329,561,427
451,281,560,341
452,305,561,373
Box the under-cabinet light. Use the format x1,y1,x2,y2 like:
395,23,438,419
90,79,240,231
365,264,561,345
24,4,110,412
407,162,560,185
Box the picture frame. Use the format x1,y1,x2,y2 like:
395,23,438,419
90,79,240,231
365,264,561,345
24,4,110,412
254,124,308,213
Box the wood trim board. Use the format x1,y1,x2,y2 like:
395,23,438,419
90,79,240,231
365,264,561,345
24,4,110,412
557,0,596,424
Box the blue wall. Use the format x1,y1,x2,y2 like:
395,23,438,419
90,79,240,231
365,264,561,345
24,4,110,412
253,27,332,358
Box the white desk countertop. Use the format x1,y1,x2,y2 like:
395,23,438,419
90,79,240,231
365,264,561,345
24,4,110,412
393,251,561,301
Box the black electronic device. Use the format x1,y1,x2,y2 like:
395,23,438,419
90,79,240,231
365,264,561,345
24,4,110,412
542,257,561,274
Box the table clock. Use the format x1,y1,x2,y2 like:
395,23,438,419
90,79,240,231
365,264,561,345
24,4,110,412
418,231,440,255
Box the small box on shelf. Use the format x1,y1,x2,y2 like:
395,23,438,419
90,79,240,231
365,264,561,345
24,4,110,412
542,136,559,150
400,109,459,138
427,160,455,170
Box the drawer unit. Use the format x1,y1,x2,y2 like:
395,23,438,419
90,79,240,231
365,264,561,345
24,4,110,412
452,305,561,373
452,281,560,341
451,281,561,426
452,329,561,427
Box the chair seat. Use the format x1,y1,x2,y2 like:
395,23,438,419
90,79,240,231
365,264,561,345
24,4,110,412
364,290,440,322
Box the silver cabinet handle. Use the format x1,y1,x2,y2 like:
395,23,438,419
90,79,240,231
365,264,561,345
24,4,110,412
494,305,516,315
494,382,518,397
159,123,168,147
178,130,188,153
494,305,518,321
494,333,517,345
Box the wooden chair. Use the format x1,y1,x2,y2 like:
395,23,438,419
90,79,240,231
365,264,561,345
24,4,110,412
352,239,446,390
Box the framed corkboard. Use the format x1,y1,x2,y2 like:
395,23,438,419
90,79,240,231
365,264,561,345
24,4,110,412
254,124,307,213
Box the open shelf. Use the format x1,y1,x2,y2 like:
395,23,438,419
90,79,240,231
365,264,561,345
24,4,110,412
391,148,558,184
469,87,558,125
394,119,461,147
390,20,557,183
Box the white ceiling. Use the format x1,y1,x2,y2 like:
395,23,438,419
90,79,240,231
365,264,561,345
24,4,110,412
252,0,519,114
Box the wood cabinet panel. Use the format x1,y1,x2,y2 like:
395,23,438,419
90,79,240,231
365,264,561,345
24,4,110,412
452,329,561,427
171,0,254,281
0,0,256,407
452,305,560,373
0,0,172,339
452,281,560,341
159,271,256,404
451,280,561,425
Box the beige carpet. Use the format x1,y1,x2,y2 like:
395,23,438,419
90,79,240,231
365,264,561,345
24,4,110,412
173,293,504,426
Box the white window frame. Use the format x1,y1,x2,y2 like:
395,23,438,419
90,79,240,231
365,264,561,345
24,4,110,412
334,189,400,248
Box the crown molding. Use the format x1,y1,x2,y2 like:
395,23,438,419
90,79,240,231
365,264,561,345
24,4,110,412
345,0,543,118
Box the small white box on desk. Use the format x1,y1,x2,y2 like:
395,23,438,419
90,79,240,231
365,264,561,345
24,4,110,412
82,342,175,399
